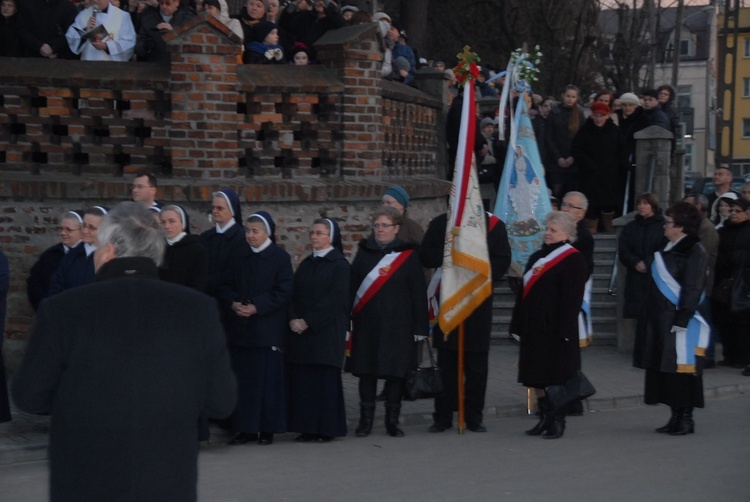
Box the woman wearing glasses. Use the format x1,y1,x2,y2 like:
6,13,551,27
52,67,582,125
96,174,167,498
634,202,708,435
286,218,350,442
346,206,427,437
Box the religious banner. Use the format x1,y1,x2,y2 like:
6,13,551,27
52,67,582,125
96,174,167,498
493,47,551,275
438,47,492,337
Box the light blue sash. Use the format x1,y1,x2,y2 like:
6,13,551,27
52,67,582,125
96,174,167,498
651,252,710,373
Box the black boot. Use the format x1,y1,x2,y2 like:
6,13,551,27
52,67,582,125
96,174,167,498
669,407,695,436
385,403,404,437
525,396,552,436
355,402,376,437
542,411,566,439
655,407,680,433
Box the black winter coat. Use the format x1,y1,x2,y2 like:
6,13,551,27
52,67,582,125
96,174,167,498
544,103,585,175
574,219,594,277
511,242,588,388
346,237,428,378
220,242,294,349
619,211,668,318
12,257,236,502
634,236,707,372
47,244,95,297
17,0,77,59
200,223,247,297
714,220,750,299
158,234,210,292
572,118,627,207
420,213,511,352
286,249,351,368
26,243,67,311
135,5,195,63
615,106,650,162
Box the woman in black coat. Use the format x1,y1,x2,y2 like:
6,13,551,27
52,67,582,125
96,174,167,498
200,189,245,297
286,218,350,442
634,202,708,435
158,205,210,292
510,211,588,439
712,198,750,369
572,101,627,232
220,211,293,446
619,193,667,318
346,206,428,438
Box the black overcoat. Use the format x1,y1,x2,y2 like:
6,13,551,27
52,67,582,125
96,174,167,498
633,236,708,372
26,243,66,311
420,213,511,352
11,257,236,502
572,118,628,207
200,223,247,297
220,242,294,349
159,234,210,292
346,237,428,378
286,249,351,368
47,244,95,297
619,211,668,318
511,242,588,388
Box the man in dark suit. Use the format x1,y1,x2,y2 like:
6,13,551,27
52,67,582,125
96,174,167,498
421,211,511,432
12,202,236,502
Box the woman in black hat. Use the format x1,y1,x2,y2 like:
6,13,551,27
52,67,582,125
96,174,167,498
286,218,349,442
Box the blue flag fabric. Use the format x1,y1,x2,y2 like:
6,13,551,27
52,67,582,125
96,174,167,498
493,98,552,274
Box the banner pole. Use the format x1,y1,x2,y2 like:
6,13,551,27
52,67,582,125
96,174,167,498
458,322,465,434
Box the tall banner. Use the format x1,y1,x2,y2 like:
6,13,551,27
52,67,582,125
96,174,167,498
493,98,552,275
438,51,492,337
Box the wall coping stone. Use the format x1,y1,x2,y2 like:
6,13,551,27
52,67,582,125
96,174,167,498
238,65,345,93
0,59,169,89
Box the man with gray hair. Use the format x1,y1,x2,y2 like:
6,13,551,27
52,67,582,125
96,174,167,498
13,202,236,502
684,192,719,368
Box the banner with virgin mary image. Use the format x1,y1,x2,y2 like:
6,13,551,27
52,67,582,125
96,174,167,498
493,97,552,275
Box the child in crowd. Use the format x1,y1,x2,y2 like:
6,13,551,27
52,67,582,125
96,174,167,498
245,20,285,64
289,42,310,65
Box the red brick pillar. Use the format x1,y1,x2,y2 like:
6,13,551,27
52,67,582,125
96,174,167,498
315,24,384,177
164,13,243,178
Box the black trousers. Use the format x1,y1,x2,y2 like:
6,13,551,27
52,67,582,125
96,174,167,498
358,375,403,405
433,349,489,427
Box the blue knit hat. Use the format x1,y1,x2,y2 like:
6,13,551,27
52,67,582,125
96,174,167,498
383,186,409,208
215,188,243,226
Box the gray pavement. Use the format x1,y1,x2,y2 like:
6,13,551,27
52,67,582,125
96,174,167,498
2,343,750,466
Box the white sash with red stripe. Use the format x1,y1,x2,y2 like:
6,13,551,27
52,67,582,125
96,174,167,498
522,243,578,298
352,250,414,317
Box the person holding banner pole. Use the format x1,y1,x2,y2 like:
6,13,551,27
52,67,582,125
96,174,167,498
346,206,428,438
510,211,588,439
633,202,708,435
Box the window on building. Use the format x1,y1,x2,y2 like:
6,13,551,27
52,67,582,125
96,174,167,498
745,79,750,98
745,37,750,58
677,85,692,108
679,39,691,57
683,143,693,171
743,119,750,138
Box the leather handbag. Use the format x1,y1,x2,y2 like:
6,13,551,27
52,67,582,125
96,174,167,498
404,340,443,401
544,371,596,412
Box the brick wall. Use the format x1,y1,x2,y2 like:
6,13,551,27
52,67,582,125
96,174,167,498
0,17,450,373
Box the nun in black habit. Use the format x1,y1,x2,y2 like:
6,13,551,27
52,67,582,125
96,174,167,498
220,211,293,446
286,218,350,442
200,188,246,297
158,205,210,292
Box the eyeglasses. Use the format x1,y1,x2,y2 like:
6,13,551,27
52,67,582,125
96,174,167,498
561,202,584,210
309,230,329,236
372,223,396,229
83,223,98,231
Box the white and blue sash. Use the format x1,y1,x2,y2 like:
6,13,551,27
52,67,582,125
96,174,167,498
651,252,710,374
578,277,593,347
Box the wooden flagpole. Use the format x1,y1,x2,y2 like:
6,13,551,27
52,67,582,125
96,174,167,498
527,388,534,415
458,322,465,434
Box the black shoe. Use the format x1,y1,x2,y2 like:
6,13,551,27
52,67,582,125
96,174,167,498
467,423,487,433
385,403,404,437
355,402,376,437
258,432,274,445
227,432,256,445
669,408,694,436
295,433,315,442
428,423,450,433
655,407,680,434
742,366,750,377
542,413,566,439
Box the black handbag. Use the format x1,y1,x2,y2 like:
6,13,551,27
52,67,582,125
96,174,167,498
730,267,750,313
544,371,596,412
404,340,443,401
